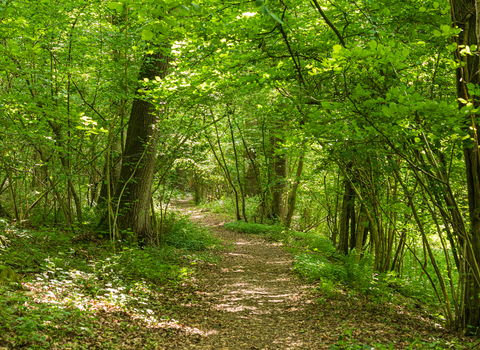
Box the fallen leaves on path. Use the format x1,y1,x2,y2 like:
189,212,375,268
4,199,475,349
158,199,474,349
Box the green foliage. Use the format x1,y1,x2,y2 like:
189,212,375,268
330,328,472,349
293,251,374,293
164,215,220,251
0,265,22,289
0,214,220,348
224,220,287,241
291,231,337,257
202,197,237,215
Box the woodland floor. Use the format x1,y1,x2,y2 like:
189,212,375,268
3,199,478,349
150,199,476,350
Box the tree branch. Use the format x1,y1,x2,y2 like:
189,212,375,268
311,0,346,47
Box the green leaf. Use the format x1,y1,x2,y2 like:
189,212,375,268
368,40,377,50
269,12,283,25
162,17,176,26
321,101,331,109
255,0,263,6
108,2,123,12
154,23,169,35
447,43,457,51
332,44,342,53
192,3,199,10
262,5,269,16
141,29,154,41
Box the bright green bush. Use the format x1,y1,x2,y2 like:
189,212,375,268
224,220,284,236
293,250,375,293
291,231,337,256
201,197,236,214
164,215,220,251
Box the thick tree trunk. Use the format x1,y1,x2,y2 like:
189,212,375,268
112,50,169,245
450,0,480,334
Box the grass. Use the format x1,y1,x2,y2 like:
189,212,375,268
0,212,221,349
224,220,285,240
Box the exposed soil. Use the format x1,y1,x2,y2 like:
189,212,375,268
172,199,319,349
157,199,475,350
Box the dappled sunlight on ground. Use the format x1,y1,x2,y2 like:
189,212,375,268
131,199,474,349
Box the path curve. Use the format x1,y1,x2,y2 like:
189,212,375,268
162,199,464,350
171,199,321,349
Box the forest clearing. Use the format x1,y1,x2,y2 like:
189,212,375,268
3,0,480,348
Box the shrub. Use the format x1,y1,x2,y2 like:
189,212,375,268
164,215,220,251
224,220,284,235
293,250,375,293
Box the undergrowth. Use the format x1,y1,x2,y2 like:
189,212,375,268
0,212,220,349
224,220,470,349
329,328,475,349
225,221,443,308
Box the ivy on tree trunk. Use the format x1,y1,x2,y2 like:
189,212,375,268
110,50,170,246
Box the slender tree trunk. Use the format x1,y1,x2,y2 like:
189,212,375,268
354,205,368,260
98,141,122,208
112,50,169,245
270,131,286,221
338,178,353,254
204,121,242,221
285,154,304,229
330,172,340,245
228,114,247,222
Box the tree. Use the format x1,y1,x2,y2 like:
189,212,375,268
450,0,480,335
109,50,170,245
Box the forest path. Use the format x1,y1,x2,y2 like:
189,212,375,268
161,199,468,350
169,198,323,349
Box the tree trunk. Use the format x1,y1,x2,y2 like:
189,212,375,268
285,154,304,229
112,50,169,245
338,178,353,254
97,140,122,208
270,132,286,221
450,0,480,334
354,205,368,260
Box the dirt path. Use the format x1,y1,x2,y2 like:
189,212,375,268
169,199,322,349
160,199,469,350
